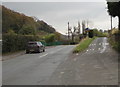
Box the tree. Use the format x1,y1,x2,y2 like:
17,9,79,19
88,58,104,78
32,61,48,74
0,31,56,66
18,25,36,35
82,20,86,34
2,6,56,34
54,32,61,41
88,30,94,38
107,1,120,30
7,29,17,35
45,34,55,43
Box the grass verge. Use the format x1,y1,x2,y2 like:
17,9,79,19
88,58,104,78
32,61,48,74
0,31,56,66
73,37,96,53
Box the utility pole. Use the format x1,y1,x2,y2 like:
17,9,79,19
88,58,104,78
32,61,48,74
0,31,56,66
68,22,70,40
78,21,80,34
78,21,81,40
82,20,85,35
111,16,113,30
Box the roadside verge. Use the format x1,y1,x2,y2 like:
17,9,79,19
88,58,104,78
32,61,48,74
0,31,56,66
73,37,96,53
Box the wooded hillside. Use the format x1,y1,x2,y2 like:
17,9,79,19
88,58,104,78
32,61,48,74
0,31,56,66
2,6,56,35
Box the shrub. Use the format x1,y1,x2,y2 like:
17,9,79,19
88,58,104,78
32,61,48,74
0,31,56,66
109,30,120,52
18,25,36,35
44,34,55,43
2,34,41,53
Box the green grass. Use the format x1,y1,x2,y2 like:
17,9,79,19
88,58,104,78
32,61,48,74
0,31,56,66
73,37,96,53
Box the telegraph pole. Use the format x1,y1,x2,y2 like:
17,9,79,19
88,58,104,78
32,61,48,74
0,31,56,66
78,21,80,34
111,16,113,30
68,22,71,40
82,21,85,35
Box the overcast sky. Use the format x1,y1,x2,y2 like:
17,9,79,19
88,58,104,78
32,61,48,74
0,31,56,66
3,2,118,34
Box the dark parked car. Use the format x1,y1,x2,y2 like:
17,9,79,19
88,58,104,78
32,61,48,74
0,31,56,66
26,41,45,53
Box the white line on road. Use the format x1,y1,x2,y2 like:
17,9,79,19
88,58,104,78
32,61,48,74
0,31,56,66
39,53,48,58
40,46,67,58
98,48,101,50
94,44,96,46
100,37,107,53
39,46,69,58
76,53,79,55
99,43,102,45
100,46,106,53
60,72,64,74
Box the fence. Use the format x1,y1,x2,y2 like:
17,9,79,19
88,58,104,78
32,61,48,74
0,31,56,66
42,41,63,46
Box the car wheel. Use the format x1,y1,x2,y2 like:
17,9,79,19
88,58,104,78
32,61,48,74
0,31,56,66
26,50,29,54
43,49,45,52
38,48,41,53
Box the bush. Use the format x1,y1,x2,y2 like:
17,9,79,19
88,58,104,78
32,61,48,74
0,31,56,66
88,30,94,38
2,34,41,53
109,30,120,52
18,25,36,35
44,34,55,43
93,29,108,37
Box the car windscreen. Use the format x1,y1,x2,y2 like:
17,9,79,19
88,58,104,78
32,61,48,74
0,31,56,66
38,42,42,45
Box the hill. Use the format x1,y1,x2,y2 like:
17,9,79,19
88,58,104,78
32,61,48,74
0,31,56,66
2,5,68,53
2,5,56,35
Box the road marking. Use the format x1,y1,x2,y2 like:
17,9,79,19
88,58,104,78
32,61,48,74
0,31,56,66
94,65,102,69
98,48,101,50
39,53,48,58
100,37,107,53
76,53,79,55
100,46,106,53
105,43,109,45
60,72,64,74
99,43,102,45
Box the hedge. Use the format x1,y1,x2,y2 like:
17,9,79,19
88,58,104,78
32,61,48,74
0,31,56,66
2,34,41,53
109,31,120,52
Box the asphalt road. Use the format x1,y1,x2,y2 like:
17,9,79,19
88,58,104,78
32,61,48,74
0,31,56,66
2,37,118,85
47,37,118,85
3,45,76,85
